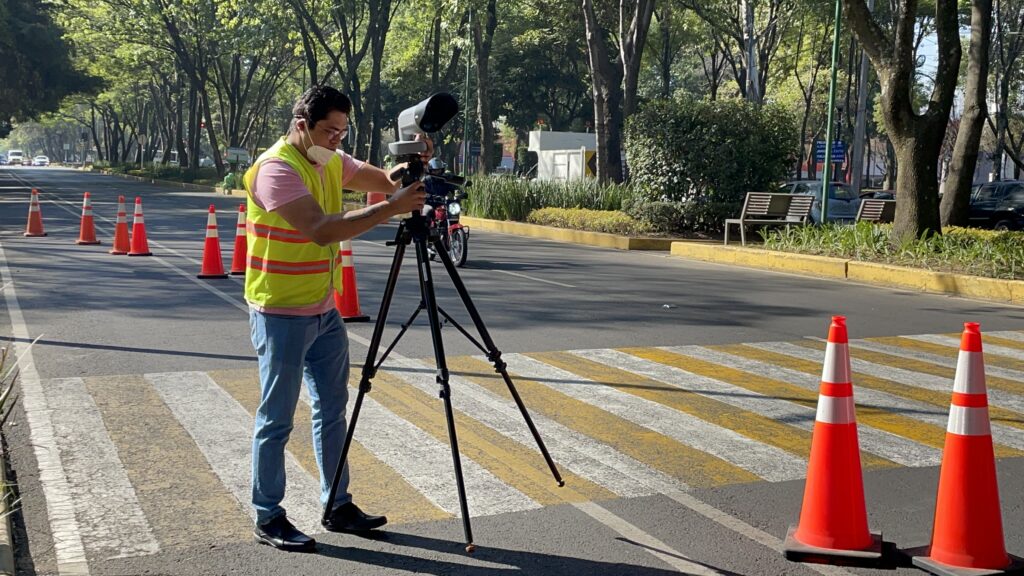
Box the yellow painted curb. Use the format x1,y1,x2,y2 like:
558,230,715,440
847,261,1024,305
461,216,677,250
670,242,847,279
669,242,1024,305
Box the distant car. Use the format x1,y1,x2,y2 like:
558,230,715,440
7,150,25,166
0,154,7,165
32,155,50,166
860,189,895,200
779,180,862,223
969,180,1024,230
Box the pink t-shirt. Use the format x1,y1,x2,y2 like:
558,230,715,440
249,151,366,316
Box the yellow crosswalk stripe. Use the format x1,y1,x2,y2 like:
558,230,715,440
795,339,1024,397
84,374,252,547
710,344,1023,458
617,348,895,470
209,369,448,525
367,369,612,505
446,356,760,488
871,335,1024,373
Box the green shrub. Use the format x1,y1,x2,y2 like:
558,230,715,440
464,176,639,221
762,223,1024,280
623,197,741,234
526,207,652,236
625,97,798,206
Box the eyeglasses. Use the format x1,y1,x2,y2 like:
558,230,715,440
319,126,349,140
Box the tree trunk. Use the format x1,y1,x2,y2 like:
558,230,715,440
940,0,992,226
582,0,624,183
473,0,497,174
893,136,943,241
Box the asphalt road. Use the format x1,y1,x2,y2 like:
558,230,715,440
2,166,1023,576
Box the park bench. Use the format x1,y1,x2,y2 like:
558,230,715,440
724,192,814,245
855,198,896,223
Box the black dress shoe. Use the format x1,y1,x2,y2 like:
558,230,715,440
254,516,316,551
322,502,388,533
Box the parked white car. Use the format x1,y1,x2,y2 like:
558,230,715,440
779,180,861,223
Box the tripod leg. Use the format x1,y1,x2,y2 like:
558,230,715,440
414,235,475,552
322,232,409,525
431,236,564,487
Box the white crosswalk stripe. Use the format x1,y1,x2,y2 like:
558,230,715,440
906,333,1024,361
506,352,808,482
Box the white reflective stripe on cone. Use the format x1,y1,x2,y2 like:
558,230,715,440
342,253,353,267
816,394,857,424
953,350,987,395
116,214,127,223
205,228,218,238
206,213,218,227
134,216,145,224
821,342,851,384
947,405,992,436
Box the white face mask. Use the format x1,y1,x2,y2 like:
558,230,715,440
301,125,335,166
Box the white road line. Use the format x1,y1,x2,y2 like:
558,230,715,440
670,346,943,467
571,501,723,575
748,341,1024,451
991,331,1024,343
506,352,807,482
765,341,1024,414
344,394,539,517
487,269,576,288
146,371,323,534
385,356,685,497
43,378,160,560
841,338,1024,382
0,243,90,576
907,333,1024,362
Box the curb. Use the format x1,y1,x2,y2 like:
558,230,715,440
460,216,687,250
0,440,14,576
95,169,218,193
671,242,1024,305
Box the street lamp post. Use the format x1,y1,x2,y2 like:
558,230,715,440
821,0,842,223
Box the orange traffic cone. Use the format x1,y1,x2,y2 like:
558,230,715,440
197,205,228,279
76,192,100,245
229,204,246,275
128,197,152,256
109,195,131,254
784,316,883,564
334,240,370,322
911,322,1023,575
24,189,47,237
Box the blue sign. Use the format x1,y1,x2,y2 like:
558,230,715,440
815,140,846,163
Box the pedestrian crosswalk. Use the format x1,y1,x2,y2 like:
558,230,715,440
24,330,1024,564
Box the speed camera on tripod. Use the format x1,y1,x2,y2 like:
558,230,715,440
389,93,459,158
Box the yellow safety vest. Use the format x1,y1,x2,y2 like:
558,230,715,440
243,138,344,307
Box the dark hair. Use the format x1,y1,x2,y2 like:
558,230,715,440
291,85,352,131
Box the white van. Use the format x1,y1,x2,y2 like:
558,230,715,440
7,150,25,165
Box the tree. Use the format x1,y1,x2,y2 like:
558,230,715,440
472,0,498,174
940,0,992,226
986,0,1024,179
844,0,962,242
581,0,654,183
0,0,96,133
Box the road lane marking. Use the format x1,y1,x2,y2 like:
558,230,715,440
515,351,810,482
847,337,1024,382
43,378,160,560
660,346,943,467
84,374,252,549
877,335,1024,373
908,333,1024,366
486,269,576,288
390,356,688,496
145,371,324,534
0,243,90,576
209,368,449,525
739,343,1024,455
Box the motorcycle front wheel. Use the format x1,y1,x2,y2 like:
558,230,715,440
448,227,468,267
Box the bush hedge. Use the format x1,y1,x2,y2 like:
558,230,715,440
625,97,798,207
762,223,1024,280
526,207,652,236
463,176,637,221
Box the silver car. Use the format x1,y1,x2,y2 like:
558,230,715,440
779,180,862,223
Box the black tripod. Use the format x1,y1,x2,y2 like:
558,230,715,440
323,207,564,553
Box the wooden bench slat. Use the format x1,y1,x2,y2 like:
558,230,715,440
724,192,813,245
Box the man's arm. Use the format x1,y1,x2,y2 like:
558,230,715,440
344,163,400,195
273,181,426,246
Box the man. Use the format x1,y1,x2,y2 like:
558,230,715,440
243,85,428,552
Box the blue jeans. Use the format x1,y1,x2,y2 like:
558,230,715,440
249,308,352,525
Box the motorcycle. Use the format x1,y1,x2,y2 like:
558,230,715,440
425,175,470,267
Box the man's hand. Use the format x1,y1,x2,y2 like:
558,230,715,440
387,180,427,215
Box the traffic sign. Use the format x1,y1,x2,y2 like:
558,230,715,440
815,140,846,163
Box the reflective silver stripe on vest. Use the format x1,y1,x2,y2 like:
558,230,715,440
821,342,851,384
816,394,856,424
947,405,992,436
953,350,987,395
